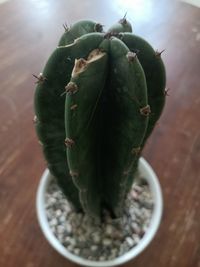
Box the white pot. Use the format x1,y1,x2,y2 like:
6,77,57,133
36,157,163,266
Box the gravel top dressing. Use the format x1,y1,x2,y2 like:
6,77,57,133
45,176,154,261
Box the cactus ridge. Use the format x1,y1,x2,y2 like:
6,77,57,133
34,18,166,218
107,15,132,34
65,48,108,217
34,32,104,210
120,33,166,193
121,33,166,140
101,37,149,216
59,20,103,46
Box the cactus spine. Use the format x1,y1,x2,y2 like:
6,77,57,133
34,18,166,218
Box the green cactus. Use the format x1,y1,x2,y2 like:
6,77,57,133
34,18,166,218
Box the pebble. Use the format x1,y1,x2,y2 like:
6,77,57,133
65,223,72,234
62,205,71,214
92,232,101,244
57,234,64,242
82,248,91,258
142,224,149,232
91,245,98,251
108,254,116,260
113,240,121,248
142,200,154,209
103,238,112,247
132,234,140,244
124,224,131,233
133,185,143,193
134,208,142,219
131,222,141,234
76,228,84,236
59,215,66,223
111,248,118,257
55,209,62,217
64,236,71,242
131,190,139,200
76,241,86,249
67,245,74,252
49,218,57,226
50,226,56,234
121,242,130,252
69,237,77,247
74,248,80,255
125,237,135,247
48,197,57,205
46,210,53,219
99,256,106,261
45,176,154,261
105,224,114,236
113,230,123,239
57,225,65,234
118,247,126,256
77,235,86,243
130,212,137,221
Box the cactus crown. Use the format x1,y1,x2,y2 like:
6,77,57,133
34,18,166,219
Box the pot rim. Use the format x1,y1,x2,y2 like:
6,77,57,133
36,157,163,266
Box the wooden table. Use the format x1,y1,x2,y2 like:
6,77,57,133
0,0,199,266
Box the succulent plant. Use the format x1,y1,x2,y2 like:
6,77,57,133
34,17,166,218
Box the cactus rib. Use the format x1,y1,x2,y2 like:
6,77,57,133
101,38,149,216
65,47,108,217
59,20,103,46
121,33,166,193
34,33,104,210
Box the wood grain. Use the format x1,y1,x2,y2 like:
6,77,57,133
0,0,199,266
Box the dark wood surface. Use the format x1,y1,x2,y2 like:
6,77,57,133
0,0,200,266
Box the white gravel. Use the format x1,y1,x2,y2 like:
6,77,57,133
45,176,154,261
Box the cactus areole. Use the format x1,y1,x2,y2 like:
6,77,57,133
34,18,166,219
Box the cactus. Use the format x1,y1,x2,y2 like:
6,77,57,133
34,18,166,218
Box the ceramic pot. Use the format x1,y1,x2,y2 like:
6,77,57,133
36,157,163,266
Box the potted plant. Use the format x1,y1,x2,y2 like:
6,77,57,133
34,16,166,266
